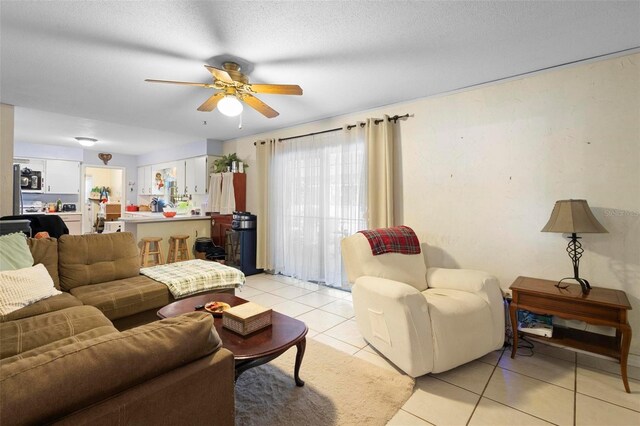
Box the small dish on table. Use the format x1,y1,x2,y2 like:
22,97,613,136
204,301,231,317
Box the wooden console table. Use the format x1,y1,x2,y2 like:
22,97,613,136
509,276,632,393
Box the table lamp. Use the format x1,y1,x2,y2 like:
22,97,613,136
541,199,608,294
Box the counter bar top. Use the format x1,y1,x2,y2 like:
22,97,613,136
22,212,83,216
120,213,210,224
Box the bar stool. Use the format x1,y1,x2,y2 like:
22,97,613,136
140,237,164,267
167,235,191,263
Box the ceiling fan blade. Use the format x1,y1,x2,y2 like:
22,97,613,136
249,84,303,95
243,95,279,118
197,93,225,112
204,65,234,84
145,79,211,87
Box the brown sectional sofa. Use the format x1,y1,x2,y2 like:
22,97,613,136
0,232,235,425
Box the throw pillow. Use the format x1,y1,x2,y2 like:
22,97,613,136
0,264,62,316
0,233,34,272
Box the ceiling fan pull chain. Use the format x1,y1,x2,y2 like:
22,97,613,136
238,112,243,129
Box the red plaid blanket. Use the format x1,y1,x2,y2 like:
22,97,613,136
358,226,421,256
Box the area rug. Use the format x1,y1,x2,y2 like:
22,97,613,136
235,339,415,426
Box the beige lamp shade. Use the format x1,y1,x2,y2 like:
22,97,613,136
541,199,608,234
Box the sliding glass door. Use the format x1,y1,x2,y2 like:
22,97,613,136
270,129,366,289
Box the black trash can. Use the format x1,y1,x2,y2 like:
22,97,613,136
194,237,226,261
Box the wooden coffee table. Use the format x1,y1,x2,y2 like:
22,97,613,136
157,293,308,386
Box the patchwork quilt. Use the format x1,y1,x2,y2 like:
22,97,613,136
140,259,245,299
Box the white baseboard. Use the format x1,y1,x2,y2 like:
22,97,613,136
628,352,640,368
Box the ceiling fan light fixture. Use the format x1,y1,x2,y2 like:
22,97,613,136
75,137,98,147
217,95,243,117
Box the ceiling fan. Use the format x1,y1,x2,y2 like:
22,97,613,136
145,62,302,118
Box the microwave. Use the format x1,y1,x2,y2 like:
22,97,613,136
20,168,43,192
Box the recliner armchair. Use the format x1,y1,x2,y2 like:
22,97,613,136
341,231,505,377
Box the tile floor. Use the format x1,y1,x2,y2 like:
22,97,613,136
239,273,640,426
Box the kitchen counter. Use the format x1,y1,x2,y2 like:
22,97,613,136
121,213,211,257
120,212,209,224
22,211,82,216
20,211,83,235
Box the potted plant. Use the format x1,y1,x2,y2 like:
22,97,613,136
90,186,102,199
90,186,110,200
212,153,248,173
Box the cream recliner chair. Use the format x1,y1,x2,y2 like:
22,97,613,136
341,232,505,377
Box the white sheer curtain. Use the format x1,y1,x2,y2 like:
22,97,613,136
269,128,367,288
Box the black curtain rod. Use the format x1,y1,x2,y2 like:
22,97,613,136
254,114,410,145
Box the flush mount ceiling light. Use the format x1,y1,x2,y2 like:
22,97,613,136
217,95,244,117
75,137,98,147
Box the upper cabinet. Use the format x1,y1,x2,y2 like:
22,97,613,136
175,160,186,194
137,165,152,195
137,155,213,198
185,156,208,195
45,160,80,194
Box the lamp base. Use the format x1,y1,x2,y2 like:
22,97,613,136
556,276,591,294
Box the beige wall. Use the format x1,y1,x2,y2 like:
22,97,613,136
86,167,123,203
0,104,15,217
224,53,640,355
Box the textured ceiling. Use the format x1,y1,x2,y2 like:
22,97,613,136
1,1,639,155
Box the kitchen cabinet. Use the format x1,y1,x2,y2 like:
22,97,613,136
45,160,80,194
209,173,246,246
185,156,208,195
50,213,82,235
210,214,232,247
209,173,246,213
137,165,152,195
138,156,213,198
175,160,186,194
231,173,246,212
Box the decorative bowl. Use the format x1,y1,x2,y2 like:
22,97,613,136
163,211,176,218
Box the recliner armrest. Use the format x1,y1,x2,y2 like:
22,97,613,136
354,275,426,301
426,267,505,350
427,267,498,294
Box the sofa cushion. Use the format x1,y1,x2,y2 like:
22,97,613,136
28,237,60,289
342,232,428,291
0,305,113,359
7,326,118,362
0,312,221,425
0,293,82,323
0,264,62,316
0,232,34,272
69,275,170,320
58,232,140,291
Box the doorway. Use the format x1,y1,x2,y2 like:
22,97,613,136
82,165,125,234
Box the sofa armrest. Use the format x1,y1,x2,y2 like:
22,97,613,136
426,267,505,349
53,348,235,426
0,312,222,426
352,276,434,377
